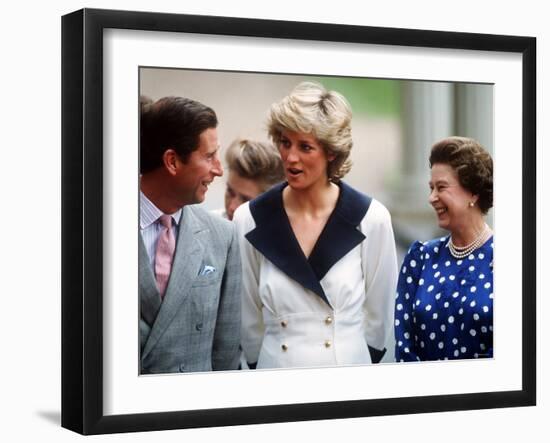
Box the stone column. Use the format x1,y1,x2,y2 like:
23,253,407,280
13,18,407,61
388,81,455,247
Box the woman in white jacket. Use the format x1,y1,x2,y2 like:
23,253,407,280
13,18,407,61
233,81,397,369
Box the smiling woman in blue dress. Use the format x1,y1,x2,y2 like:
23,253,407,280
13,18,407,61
233,81,398,369
395,136,494,362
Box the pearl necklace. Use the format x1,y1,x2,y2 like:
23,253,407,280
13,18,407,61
448,224,491,259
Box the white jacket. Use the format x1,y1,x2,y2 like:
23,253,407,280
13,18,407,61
233,182,397,369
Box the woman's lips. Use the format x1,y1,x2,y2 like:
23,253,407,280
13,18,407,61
287,167,303,176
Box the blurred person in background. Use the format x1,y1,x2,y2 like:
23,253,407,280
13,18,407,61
233,81,398,369
216,138,285,220
395,136,493,362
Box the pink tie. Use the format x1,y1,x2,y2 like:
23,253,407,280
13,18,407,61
155,215,176,299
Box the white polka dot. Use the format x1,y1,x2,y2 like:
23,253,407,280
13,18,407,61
479,274,485,280
404,347,410,353
420,246,424,251
434,247,439,253
432,313,438,320
440,237,446,241
473,313,480,321
435,293,441,300
439,277,446,283
440,324,446,332
460,323,465,330
461,279,466,285
468,254,475,260
480,343,486,351
432,263,438,270
397,303,403,311
461,346,467,353
419,278,424,286
422,265,426,270
449,275,456,281
457,260,463,265
421,324,426,330
404,313,409,320
405,292,410,299
489,325,493,331
483,306,489,313
407,276,412,284
415,300,421,306
481,326,488,333
427,285,434,292
398,341,403,346
470,286,477,293
459,308,464,315
429,332,436,340
425,304,432,311
452,338,458,345
484,282,491,289
404,332,410,339
438,342,444,349
489,293,494,299
461,296,467,302
448,316,455,323
402,266,407,274
420,341,425,348
452,292,459,298
435,271,441,278
469,265,475,272
470,329,477,336
426,253,431,259
454,350,460,357
410,259,417,267
479,253,485,259
395,319,400,326
444,302,450,308
445,261,451,267
474,353,479,358
470,300,477,307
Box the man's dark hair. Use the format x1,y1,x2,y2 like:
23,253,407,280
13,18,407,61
140,96,218,174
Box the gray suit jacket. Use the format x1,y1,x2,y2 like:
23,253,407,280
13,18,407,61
139,205,241,374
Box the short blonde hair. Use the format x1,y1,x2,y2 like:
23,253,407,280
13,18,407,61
225,138,285,192
267,81,353,181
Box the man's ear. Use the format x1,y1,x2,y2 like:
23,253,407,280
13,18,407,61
162,149,179,175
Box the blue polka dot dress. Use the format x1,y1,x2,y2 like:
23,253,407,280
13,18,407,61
395,236,493,362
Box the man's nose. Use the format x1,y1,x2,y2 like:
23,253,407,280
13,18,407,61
212,157,223,176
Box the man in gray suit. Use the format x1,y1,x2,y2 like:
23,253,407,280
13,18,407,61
139,96,241,374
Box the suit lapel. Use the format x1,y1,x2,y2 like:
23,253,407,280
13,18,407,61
141,206,205,360
246,182,371,308
139,234,162,327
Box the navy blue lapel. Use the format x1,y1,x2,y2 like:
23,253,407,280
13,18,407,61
245,181,371,308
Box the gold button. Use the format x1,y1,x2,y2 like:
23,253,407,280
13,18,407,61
325,316,333,325
281,344,288,351
324,340,332,348
281,320,288,328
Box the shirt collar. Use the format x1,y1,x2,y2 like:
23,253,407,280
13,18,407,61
140,191,182,229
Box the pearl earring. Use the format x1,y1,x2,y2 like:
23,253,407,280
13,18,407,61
469,201,475,207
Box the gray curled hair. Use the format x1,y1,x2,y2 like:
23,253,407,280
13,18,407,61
267,81,353,182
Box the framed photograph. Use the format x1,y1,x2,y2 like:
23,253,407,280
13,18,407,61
61,8,536,435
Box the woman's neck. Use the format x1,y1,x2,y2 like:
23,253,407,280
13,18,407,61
451,217,489,247
284,180,339,217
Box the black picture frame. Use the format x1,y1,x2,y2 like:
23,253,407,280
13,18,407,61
61,8,536,435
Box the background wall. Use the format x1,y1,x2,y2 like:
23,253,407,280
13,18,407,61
0,0,545,441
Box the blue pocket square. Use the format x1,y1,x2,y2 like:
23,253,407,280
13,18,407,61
199,265,216,276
